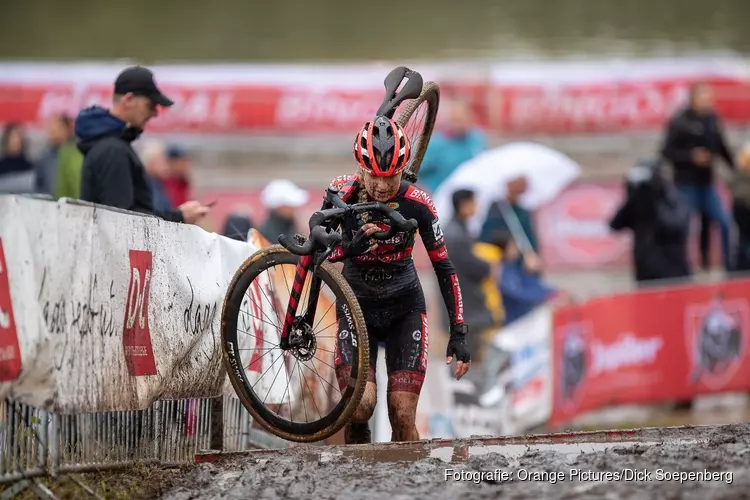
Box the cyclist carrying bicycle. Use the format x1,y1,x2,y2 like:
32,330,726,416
328,115,471,444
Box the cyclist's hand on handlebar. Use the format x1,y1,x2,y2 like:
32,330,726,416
343,223,379,257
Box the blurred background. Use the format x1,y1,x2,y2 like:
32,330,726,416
2,0,750,437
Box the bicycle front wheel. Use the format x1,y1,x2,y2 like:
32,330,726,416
221,245,370,443
397,81,440,182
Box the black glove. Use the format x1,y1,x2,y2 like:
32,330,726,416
446,323,471,364
341,227,374,258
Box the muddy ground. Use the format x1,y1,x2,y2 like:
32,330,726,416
156,423,750,500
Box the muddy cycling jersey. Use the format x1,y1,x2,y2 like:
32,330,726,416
326,174,465,328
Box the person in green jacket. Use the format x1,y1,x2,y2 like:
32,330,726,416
54,142,84,199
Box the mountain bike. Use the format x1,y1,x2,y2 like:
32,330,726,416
220,66,440,443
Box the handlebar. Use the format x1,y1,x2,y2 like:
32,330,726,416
278,187,419,256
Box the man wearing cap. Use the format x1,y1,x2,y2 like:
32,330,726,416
75,66,210,223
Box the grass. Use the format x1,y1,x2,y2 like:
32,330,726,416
0,463,193,500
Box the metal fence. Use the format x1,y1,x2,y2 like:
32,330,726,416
0,396,290,485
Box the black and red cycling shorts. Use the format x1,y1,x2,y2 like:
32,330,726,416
334,287,429,395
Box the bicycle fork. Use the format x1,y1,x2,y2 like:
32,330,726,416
279,254,326,350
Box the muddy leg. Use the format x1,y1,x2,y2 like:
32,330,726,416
387,391,419,442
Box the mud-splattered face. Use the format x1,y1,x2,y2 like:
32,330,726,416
361,170,402,202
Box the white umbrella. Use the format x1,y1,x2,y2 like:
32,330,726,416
432,141,582,239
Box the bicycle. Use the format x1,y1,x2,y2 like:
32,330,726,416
220,66,440,443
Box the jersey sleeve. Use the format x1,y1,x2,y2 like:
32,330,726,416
405,186,465,327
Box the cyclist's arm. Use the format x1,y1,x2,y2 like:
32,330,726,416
411,189,465,327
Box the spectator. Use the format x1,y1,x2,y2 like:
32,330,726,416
259,179,309,243
137,140,172,212
164,144,192,207
609,158,692,285
418,98,486,193
0,123,34,193
36,114,70,195
493,230,558,326
222,209,255,242
442,189,498,364
76,65,210,224
479,176,539,252
660,81,735,271
55,132,85,201
731,143,750,273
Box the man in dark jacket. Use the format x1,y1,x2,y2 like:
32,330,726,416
660,82,735,270
76,66,210,224
443,189,496,363
610,158,692,285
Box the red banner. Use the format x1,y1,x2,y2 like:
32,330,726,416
0,239,22,382
550,278,750,425
2,66,750,136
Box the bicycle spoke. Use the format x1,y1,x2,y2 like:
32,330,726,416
297,360,310,422
278,356,297,422
252,352,282,393
237,327,279,348
250,285,280,331
239,309,279,332
312,295,336,334
267,267,284,328
313,320,338,337
261,352,287,405
299,362,323,421
301,358,341,400
312,354,337,373
244,345,278,372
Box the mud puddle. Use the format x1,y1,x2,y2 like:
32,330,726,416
162,423,750,500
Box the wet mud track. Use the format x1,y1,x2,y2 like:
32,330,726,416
163,423,750,500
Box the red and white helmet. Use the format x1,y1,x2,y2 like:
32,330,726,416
353,115,411,177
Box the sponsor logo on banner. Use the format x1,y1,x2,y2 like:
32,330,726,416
510,339,547,408
122,250,157,376
685,297,749,390
590,333,664,377
557,321,591,409
498,80,690,134
537,184,629,267
0,239,22,382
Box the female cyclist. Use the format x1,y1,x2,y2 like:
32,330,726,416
328,115,471,444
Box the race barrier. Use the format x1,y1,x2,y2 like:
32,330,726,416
0,194,289,412
374,306,554,441
0,194,292,483
551,276,750,425
376,274,750,440
2,55,750,136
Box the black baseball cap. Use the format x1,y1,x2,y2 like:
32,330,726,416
114,66,174,107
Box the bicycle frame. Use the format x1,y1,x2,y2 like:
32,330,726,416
276,195,416,349
277,204,346,349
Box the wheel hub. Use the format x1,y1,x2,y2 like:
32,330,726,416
289,317,316,361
